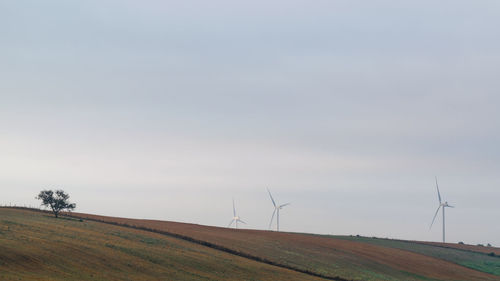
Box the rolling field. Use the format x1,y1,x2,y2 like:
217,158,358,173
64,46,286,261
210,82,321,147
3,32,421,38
1,207,499,281
69,211,500,281
334,235,500,276
0,208,323,281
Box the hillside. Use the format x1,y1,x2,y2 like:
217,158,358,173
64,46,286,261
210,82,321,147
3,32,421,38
0,208,322,281
334,235,500,276
1,208,499,281
69,211,500,281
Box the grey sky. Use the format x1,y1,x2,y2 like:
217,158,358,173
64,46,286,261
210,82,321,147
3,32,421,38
1,1,499,245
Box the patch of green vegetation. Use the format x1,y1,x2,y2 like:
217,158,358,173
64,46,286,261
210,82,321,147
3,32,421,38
340,268,395,281
1,220,26,227
109,230,179,248
140,237,165,245
461,261,500,276
398,271,439,281
334,235,500,276
105,243,164,265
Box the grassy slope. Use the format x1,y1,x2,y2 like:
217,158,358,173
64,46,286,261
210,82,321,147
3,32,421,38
70,212,500,281
0,208,323,281
333,236,500,276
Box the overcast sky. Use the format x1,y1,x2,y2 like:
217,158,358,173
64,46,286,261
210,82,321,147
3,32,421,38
1,0,499,246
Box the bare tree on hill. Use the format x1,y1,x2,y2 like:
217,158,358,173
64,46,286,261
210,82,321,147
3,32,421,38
36,190,76,218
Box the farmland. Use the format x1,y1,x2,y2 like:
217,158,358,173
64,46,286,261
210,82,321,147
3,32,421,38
0,208,322,281
1,207,499,281
416,241,500,256
334,235,500,276
69,211,500,281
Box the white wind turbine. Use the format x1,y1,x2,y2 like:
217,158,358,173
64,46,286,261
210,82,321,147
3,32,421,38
267,188,290,232
430,177,454,243
227,198,246,229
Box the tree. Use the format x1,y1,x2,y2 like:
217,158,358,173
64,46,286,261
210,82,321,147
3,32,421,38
36,190,76,218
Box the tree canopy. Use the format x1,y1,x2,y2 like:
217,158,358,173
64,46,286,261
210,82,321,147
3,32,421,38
36,190,76,218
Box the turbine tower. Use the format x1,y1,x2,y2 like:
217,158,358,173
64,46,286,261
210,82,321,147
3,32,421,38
228,198,246,229
267,188,290,232
430,177,454,243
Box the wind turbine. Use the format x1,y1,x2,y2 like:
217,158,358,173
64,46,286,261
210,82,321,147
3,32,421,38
227,198,246,229
267,188,290,232
430,177,454,243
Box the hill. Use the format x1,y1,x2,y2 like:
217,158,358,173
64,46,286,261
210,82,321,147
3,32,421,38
0,208,322,281
1,208,499,281
70,211,500,281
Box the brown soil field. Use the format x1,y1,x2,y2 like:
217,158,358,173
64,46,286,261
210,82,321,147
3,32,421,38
69,212,500,281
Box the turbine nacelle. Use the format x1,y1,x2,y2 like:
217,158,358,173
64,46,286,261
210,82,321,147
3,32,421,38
442,201,453,208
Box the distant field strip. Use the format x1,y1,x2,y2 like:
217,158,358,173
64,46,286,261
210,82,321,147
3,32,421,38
415,241,500,256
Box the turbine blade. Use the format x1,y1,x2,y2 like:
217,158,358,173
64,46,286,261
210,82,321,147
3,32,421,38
267,188,276,207
430,206,441,229
268,208,276,229
237,219,247,224
435,176,442,204
233,198,236,217
280,203,291,208
228,219,235,228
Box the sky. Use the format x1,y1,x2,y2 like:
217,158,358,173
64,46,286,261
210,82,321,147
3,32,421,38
1,0,499,246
